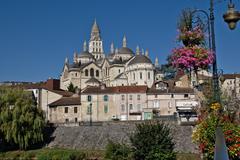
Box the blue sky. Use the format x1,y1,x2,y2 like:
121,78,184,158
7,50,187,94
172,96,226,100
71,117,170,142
0,0,239,82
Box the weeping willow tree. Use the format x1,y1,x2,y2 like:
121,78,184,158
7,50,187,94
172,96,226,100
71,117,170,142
0,87,45,150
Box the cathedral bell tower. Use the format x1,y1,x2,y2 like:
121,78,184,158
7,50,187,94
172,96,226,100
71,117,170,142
88,19,104,60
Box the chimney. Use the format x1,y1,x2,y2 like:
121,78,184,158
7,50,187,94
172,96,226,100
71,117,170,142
46,78,60,90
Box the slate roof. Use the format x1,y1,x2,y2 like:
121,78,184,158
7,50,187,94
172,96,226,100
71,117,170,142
49,97,81,107
86,77,101,84
118,47,134,55
128,55,152,65
78,51,94,58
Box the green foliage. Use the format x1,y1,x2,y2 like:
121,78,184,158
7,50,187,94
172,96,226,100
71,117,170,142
0,87,45,150
104,140,132,160
36,149,86,160
130,121,176,160
0,149,86,160
67,82,78,93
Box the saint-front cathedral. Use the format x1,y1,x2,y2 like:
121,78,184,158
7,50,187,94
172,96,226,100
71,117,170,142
60,20,161,90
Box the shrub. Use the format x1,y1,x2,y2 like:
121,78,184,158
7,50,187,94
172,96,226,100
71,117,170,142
105,140,132,160
36,149,86,160
130,121,176,160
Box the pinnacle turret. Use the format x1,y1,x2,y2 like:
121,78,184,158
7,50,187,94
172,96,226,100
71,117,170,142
123,35,127,47
111,42,114,54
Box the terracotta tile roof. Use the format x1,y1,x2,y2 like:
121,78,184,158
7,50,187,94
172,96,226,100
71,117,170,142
82,85,148,94
147,87,194,94
21,82,73,97
49,96,81,107
223,74,240,79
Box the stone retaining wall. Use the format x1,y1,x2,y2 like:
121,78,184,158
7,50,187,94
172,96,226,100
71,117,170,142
48,121,198,153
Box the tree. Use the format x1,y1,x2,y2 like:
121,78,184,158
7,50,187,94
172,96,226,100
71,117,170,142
130,121,175,160
0,87,45,150
67,82,77,93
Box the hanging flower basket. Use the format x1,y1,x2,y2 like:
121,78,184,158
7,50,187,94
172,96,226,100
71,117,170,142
178,26,205,47
170,46,214,73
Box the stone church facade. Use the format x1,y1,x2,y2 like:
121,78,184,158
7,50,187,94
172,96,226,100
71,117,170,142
60,20,160,91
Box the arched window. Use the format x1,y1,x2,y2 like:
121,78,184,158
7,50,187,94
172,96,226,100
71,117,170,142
140,72,142,79
90,68,94,77
148,72,150,79
85,69,88,76
96,70,99,77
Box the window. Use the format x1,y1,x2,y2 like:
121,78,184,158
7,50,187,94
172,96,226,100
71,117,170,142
129,95,132,100
119,69,121,73
137,95,141,100
75,73,77,77
171,94,174,98
96,70,99,77
133,73,135,80
129,104,133,110
85,70,88,76
90,68,94,77
104,105,108,113
184,94,189,98
87,95,92,102
155,94,158,98
121,95,125,101
87,105,92,114
74,107,78,113
75,118,78,123
103,95,108,101
64,107,68,113
148,72,150,79
137,104,141,111
140,72,142,79
65,119,69,123
121,104,125,112
153,100,159,108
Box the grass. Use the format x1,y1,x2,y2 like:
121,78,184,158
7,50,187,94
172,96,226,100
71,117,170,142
0,148,200,160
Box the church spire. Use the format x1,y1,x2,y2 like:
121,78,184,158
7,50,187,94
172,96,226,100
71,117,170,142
111,42,114,54
83,40,87,52
123,35,127,47
65,57,69,64
90,19,101,41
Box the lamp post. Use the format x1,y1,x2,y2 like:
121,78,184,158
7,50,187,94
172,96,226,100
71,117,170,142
190,0,240,159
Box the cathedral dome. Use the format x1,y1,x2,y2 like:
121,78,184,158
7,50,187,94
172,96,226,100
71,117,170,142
118,47,134,55
79,51,94,58
128,55,152,66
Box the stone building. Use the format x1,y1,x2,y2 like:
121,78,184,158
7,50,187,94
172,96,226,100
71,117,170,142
60,20,157,91
221,74,240,97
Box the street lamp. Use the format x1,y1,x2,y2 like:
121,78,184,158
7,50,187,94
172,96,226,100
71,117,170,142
190,0,238,159
223,0,240,30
